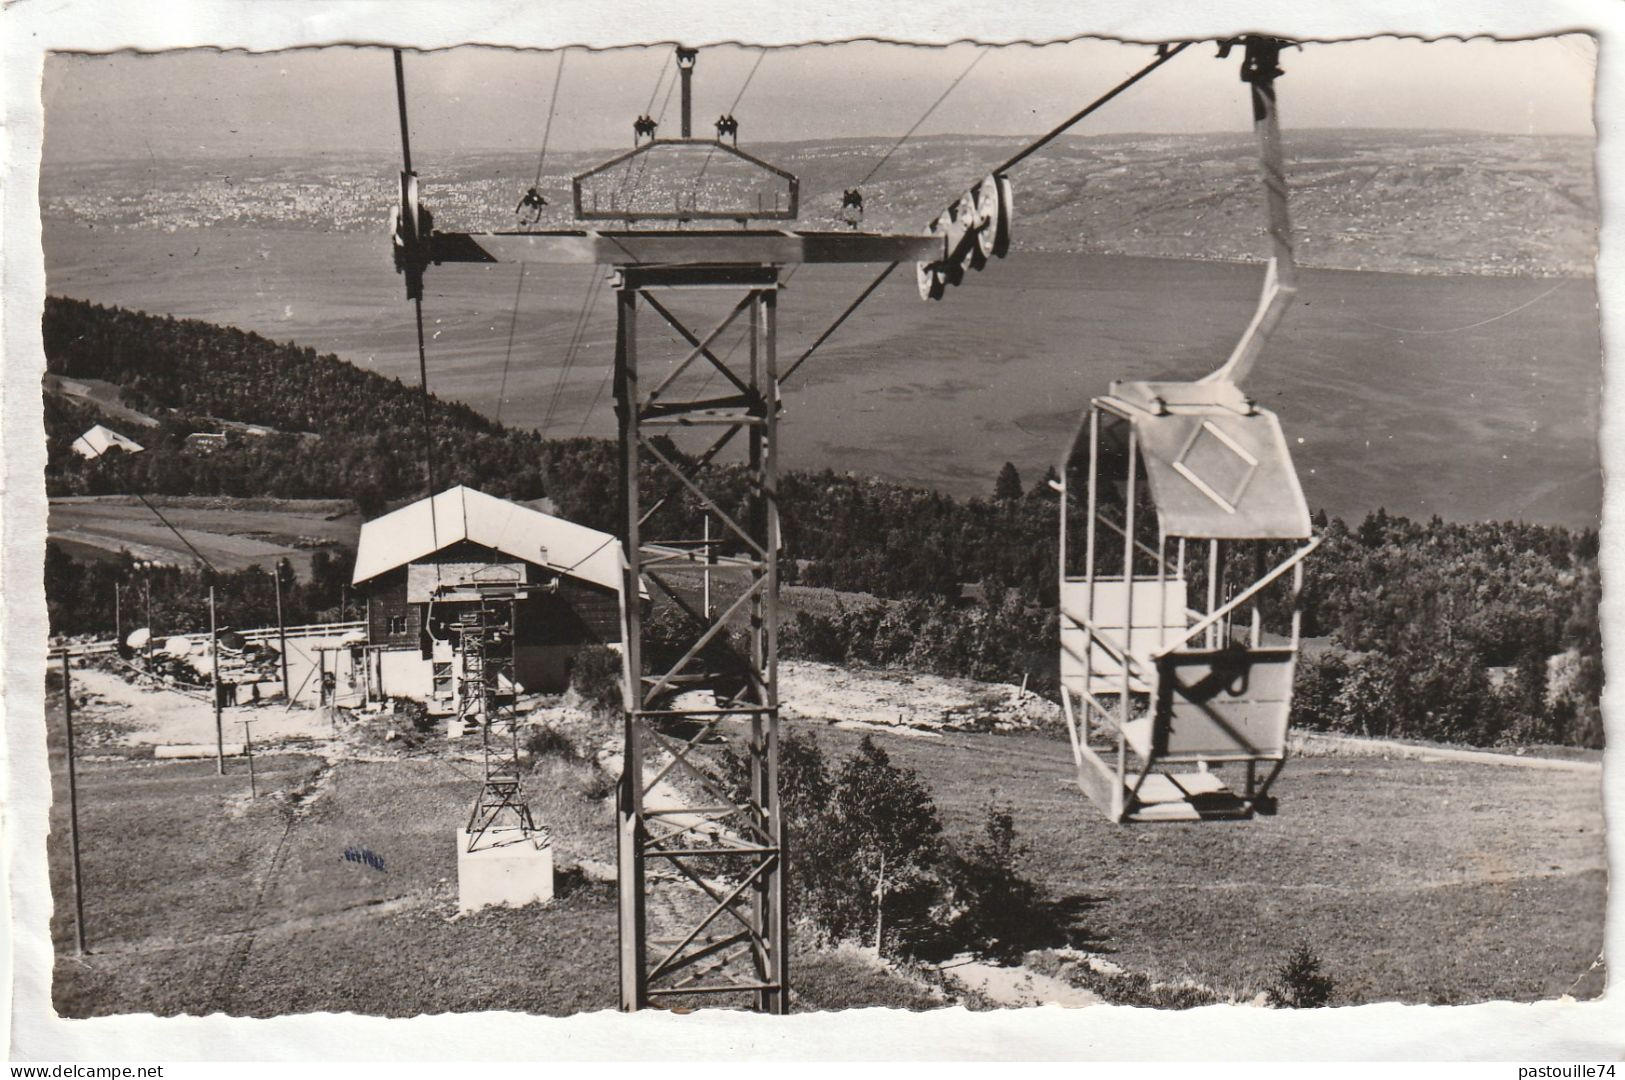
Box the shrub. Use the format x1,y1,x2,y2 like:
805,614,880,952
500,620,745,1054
721,734,1077,962
388,696,436,734
524,724,577,761
718,732,943,954
640,602,750,702
1024,952,1227,1010
783,610,848,663
578,767,615,802
568,646,622,715
1267,942,1335,1008
932,803,1066,963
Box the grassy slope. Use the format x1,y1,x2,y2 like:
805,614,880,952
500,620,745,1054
46,716,936,1017
47,496,363,575
781,724,1607,1005
48,710,1606,1016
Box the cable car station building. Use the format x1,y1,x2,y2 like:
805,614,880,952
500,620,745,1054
351,485,627,713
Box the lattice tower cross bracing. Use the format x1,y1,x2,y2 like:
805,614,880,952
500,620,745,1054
389,53,939,1006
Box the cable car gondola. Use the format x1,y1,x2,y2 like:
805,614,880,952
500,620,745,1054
1056,38,1319,822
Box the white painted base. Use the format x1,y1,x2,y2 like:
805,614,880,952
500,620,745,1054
456,827,554,914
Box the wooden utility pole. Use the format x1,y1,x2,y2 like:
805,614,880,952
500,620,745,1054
873,850,886,956
60,652,87,956
702,515,712,620
114,584,122,650
242,718,257,798
272,565,290,701
144,571,154,666
210,585,224,775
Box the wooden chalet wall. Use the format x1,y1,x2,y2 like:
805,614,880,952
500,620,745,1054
364,568,420,649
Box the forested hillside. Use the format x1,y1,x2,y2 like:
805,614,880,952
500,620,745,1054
44,297,547,513
42,298,1603,747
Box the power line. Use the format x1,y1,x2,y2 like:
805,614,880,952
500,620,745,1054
540,269,604,439
495,263,527,425
72,436,218,574
412,296,442,561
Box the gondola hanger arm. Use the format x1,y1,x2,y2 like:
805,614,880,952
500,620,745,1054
1199,36,1299,388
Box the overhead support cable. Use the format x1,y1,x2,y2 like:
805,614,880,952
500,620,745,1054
532,51,568,188
726,51,766,115
619,52,682,212
994,41,1192,175
75,439,218,574
786,42,1196,392
697,50,767,182
412,296,442,555
781,262,898,386
574,363,613,438
496,263,527,425
540,268,604,439
857,46,991,187
393,49,413,174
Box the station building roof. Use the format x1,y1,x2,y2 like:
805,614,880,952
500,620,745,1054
352,485,626,595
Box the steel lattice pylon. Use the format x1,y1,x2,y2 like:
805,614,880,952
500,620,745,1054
450,591,545,852
613,264,786,1013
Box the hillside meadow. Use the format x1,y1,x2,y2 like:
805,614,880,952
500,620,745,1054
47,693,1604,1016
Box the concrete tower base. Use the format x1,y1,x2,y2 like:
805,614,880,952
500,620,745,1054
457,827,554,914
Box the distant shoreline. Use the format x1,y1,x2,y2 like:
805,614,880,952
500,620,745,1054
37,219,1598,283
39,127,1598,169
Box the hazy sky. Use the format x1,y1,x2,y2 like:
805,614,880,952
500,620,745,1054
42,35,1595,164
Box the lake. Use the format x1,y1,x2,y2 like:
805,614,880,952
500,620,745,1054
42,223,1601,527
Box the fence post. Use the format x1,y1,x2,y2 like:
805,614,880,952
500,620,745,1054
242,718,257,798
61,652,87,957
273,567,290,701
211,586,224,775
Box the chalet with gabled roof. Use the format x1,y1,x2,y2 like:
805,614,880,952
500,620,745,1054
351,485,634,713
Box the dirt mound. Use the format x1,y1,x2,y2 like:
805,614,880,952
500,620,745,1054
780,660,1059,733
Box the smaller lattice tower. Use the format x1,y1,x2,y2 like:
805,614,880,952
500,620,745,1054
451,593,546,852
